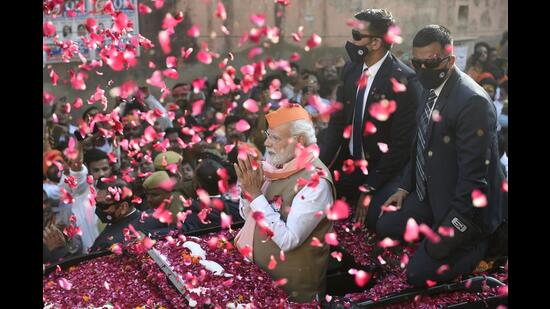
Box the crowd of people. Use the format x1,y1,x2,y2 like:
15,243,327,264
42,52,347,261
43,7,508,304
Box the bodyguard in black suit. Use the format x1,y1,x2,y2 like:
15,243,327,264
378,25,507,286
319,9,422,229
90,179,170,252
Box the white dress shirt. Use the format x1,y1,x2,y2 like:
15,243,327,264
239,179,334,252
349,51,390,158
428,74,450,119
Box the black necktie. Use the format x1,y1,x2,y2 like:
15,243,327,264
415,89,437,201
352,67,368,160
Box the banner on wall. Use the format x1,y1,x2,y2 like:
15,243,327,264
43,0,139,64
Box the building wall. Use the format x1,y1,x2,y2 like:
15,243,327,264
44,0,507,117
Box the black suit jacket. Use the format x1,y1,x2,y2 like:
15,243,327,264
320,54,422,190
400,67,507,235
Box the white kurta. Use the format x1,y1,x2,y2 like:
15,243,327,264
58,165,99,253
239,179,333,252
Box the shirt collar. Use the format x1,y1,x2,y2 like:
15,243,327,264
362,51,390,76
433,66,454,97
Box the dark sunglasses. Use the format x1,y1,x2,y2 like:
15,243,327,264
411,56,450,69
95,202,116,211
352,29,382,41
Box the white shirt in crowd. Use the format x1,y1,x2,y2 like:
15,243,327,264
239,179,333,252
144,95,173,131
57,165,99,253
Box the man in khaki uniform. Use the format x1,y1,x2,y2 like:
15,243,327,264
234,104,335,302
142,170,184,224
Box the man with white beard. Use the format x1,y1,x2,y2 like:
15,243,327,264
233,104,336,303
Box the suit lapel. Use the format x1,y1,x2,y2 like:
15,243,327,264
361,54,393,122
425,66,460,144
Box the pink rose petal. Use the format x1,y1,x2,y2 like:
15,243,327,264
49,69,59,86
290,52,301,62
191,99,205,116
250,13,266,27
438,226,455,237
221,212,232,229
166,56,177,68
436,264,449,275
378,237,400,248
348,269,371,287
369,99,397,122
390,77,407,93
215,1,227,20
153,0,164,9
110,243,123,255
235,119,251,132
326,199,350,221
363,121,377,136
324,232,339,246
343,125,352,139
43,21,56,37
432,110,442,122
310,237,323,247
158,30,171,54
400,253,409,268
138,3,152,14
404,218,419,242
384,25,403,45
377,142,389,153
187,25,200,38
243,98,259,113
248,47,264,59
471,189,488,208
58,278,73,290
268,255,277,270
158,178,177,191
197,50,212,64
331,251,343,262
274,278,288,287
196,188,211,206
419,224,441,244
305,33,322,50
239,244,252,259
346,19,365,30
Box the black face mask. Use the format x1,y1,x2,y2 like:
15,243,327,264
95,207,115,224
345,41,369,64
417,67,450,90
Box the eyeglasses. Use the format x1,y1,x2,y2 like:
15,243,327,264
352,29,382,41
411,56,450,69
263,130,298,143
263,130,281,142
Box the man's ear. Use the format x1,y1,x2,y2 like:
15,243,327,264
449,55,457,67
297,135,306,146
371,37,383,51
117,201,130,217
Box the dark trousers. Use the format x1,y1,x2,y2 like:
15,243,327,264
376,190,489,287
365,175,402,230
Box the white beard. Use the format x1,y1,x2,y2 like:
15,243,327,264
265,144,296,167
